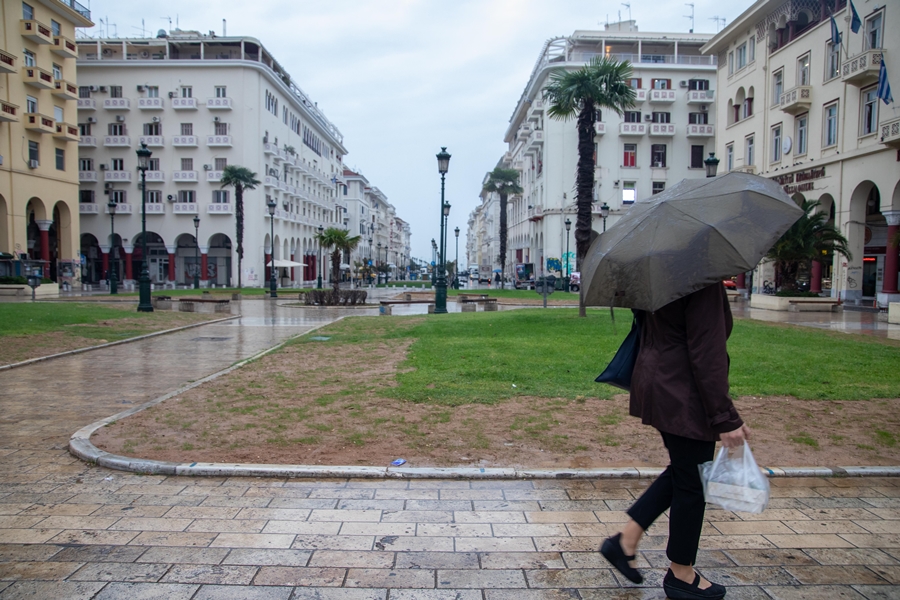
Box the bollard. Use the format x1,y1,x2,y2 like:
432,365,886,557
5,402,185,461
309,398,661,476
427,304,436,314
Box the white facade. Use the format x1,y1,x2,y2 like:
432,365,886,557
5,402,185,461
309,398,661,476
75,31,347,288
703,0,900,305
495,23,717,277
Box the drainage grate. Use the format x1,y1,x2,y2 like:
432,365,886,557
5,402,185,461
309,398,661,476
190,336,233,342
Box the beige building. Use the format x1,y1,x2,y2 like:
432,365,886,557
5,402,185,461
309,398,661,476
703,0,899,306
0,0,92,284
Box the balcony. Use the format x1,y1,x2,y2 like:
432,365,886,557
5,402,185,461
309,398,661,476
263,142,277,156
530,98,544,116
633,89,647,103
207,97,232,110
0,49,16,74
103,98,130,110
779,85,811,115
171,136,198,147
206,170,223,182
512,160,524,170
173,202,198,214
525,129,544,152
53,79,78,101
103,136,131,147
144,203,165,214
686,89,715,104
172,171,198,183
51,35,78,58
207,135,232,147
54,122,80,142
77,98,95,110
20,20,53,44
207,203,233,215
649,123,676,136
105,171,132,182
143,171,165,182
264,175,280,188
517,124,533,141
649,89,677,103
528,205,544,221
0,100,19,123
171,97,197,110
106,203,132,215
594,122,606,135
22,66,54,90
24,113,55,134
79,136,96,147
619,122,647,136
139,135,164,147
138,97,164,110
685,124,715,137
79,171,97,182
79,203,99,215
842,49,886,87
880,117,900,148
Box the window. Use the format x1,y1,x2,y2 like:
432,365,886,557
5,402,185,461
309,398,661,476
22,2,33,19
688,79,709,90
108,123,124,135
51,19,60,36
726,144,734,171
826,42,841,80
143,122,161,135
23,50,35,67
749,37,755,62
214,122,228,135
111,158,124,171
110,190,126,204
110,86,123,98
652,182,665,195
147,158,160,171
78,122,91,136
728,52,734,75
651,112,671,123
689,112,708,124
796,115,808,155
745,135,755,166
824,102,838,147
628,78,642,89
773,70,783,104
55,148,64,171
214,157,227,170
180,123,193,135
651,144,667,168
624,111,641,123
797,54,810,86
79,86,91,98
215,86,227,98
623,144,637,167
147,190,162,203
622,181,636,204
181,158,193,171
772,125,782,162
53,106,63,122
861,87,878,136
79,190,94,203
181,86,192,98
212,190,229,204
52,64,61,80
79,157,93,171
736,43,747,70
26,95,37,113
178,190,195,203
147,86,159,98
866,12,883,50
651,79,670,89
690,145,705,169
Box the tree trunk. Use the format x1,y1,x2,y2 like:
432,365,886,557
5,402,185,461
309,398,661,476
575,104,596,317
331,249,341,293
235,185,244,289
499,192,507,290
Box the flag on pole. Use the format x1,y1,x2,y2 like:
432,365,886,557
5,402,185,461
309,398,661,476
830,15,842,47
849,0,862,34
877,59,893,105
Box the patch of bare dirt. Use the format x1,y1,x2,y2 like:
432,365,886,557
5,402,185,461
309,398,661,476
93,330,900,469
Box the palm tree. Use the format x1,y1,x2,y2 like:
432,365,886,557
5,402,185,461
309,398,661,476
482,167,523,289
220,166,261,289
543,56,635,316
315,227,361,292
766,199,851,292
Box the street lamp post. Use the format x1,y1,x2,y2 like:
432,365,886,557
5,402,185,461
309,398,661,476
431,238,436,286
267,199,277,298
317,224,324,289
107,200,118,295
192,215,200,290
600,202,610,233
453,227,460,289
704,152,720,178
383,243,390,283
435,147,451,314
135,143,153,312
564,217,571,290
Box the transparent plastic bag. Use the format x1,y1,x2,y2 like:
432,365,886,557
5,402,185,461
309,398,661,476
699,441,770,514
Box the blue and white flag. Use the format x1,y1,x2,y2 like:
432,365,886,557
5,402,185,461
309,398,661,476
849,0,862,34
830,15,842,47
877,58,893,105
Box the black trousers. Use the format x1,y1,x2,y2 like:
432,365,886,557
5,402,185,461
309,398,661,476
626,430,716,566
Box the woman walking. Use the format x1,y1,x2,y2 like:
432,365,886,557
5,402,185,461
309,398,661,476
600,281,751,600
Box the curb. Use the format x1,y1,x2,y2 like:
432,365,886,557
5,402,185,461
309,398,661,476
0,314,241,372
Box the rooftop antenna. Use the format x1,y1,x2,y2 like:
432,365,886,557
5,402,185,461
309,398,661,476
684,3,694,33
161,16,172,32
710,16,726,32
132,19,147,37
621,3,631,23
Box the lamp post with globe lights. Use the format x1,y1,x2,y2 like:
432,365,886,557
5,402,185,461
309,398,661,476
267,199,277,298
564,217,571,289
107,200,118,295
317,224,324,289
453,227,460,289
434,147,451,313
193,215,201,289
704,152,720,178
135,143,153,312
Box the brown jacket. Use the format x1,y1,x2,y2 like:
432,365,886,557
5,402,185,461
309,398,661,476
629,282,743,441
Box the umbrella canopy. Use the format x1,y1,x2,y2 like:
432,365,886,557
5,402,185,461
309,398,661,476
582,172,803,312
267,259,306,268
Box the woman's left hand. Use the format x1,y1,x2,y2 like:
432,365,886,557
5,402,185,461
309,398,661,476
720,424,751,448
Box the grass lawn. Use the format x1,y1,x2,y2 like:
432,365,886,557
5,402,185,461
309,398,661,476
449,288,579,301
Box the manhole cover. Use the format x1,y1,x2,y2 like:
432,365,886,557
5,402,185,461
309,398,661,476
310,336,331,341
190,336,233,342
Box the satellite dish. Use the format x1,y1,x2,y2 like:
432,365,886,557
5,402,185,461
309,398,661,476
156,29,167,38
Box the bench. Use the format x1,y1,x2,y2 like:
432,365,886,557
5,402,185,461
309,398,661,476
458,295,497,304
787,300,842,313
176,297,231,313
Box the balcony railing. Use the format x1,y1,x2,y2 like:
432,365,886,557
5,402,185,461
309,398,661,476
0,100,19,123
79,203,99,214
528,205,544,221
880,117,900,147
78,171,97,182
207,135,232,147
103,98,130,110
649,89,677,103
172,171,198,182
526,129,544,151
139,135,164,147
105,171,132,182
633,89,647,103
20,20,53,44
207,203,233,214
54,122,80,142
779,85,811,115
143,170,164,182
144,203,165,214
79,136,96,147
619,122,647,136
138,97,164,110
842,49,885,87
104,203,132,214
171,136,197,146
24,113,55,134
171,97,197,110
22,66,55,89
207,97,232,110
77,98,95,110
58,0,91,20
51,35,78,58
686,89,715,104
53,79,78,100
649,123,676,136
685,124,715,137
103,136,131,147
0,49,16,74
173,202,198,214
264,175,279,188
263,142,278,155
206,170,223,182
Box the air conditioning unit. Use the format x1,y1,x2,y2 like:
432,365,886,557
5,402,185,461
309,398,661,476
102,48,113,56
104,182,113,189
28,159,38,169
700,104,708,112
136,85,145,92
167,194,175,202
99,86,108,92
679,80,689,88
213,116,220,122
644,114,653,121
99,163,108,170
283,201,289,209
203,164,211,171
87,117,97,123
115,115,125,122
89,85,99,92
168,91,175,98
151,116,160,123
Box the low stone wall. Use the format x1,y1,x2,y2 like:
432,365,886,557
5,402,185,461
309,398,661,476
889,302,900,325
750,294,840,312
0,283,60,297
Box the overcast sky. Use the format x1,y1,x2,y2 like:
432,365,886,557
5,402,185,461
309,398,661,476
81,0,746,264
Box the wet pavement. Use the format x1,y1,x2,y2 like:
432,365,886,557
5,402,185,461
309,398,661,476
0,291,898,598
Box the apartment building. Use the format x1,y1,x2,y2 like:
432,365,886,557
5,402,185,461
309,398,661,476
468,177,500,278
75,30,347,288
703,0,898,306
0,0,92,284
496,23,716,277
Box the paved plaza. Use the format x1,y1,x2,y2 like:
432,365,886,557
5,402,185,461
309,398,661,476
0,297,898,598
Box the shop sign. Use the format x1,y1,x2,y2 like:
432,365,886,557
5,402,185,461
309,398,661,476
770,166,827,195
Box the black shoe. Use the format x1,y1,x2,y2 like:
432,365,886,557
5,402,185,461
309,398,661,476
663,569,726,600
600,532,643,584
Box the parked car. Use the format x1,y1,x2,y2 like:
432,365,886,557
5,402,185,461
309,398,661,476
723,279,737,289
568,272,581,292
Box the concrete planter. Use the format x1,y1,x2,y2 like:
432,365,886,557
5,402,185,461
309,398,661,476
750,294,840,312
0,283,59,297
889,302,900,325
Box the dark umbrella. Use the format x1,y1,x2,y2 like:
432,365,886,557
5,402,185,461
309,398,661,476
582,172,803,312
